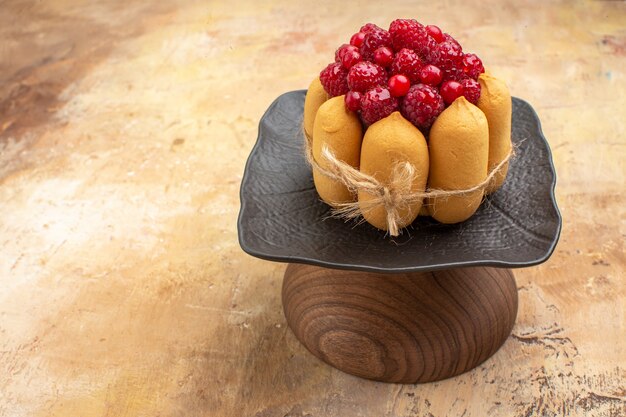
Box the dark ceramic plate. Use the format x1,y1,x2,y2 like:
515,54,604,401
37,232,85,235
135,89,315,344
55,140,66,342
237,90,561,273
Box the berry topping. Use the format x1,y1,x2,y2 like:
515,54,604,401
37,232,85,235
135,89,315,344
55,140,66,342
462,53,485,80
419,64,443,86
443,33,462,49
436,41,464,81
460,78,481,104
335,44,358,62
390,48,423,84
374,46,394,67
360,23,384,34
350,32,366,47
440,80,464,105
345,90,362,112
426,25,444,43
341,49,361,69
360,87,399,126
347,61,387,93
400,84,445,131
388,19,437,62
360,27,392,61
388,74,411,97
320,62,349,97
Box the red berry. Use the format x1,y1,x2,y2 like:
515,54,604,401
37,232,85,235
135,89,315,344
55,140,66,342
335,44,358,62
360,27,392,61
319,62,349,97
345,90,362,112
341,49,361,69
347,61,387,93
462,53,485,80
419,64,443,86
426,25,444,43
436,41,464,81
388,74,411,97
400,84,445,131
360,23,383,34
460,78,481,104
350,32,366,47
440,80,464,105
360,87,399,126
374,46,394,67
388,19,438,62
443,33,462,49
390,48,423,84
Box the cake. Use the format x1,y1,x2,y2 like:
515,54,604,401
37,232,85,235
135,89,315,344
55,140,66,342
304,19,512,234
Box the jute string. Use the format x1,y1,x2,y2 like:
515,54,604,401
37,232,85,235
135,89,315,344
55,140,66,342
303,129,514,237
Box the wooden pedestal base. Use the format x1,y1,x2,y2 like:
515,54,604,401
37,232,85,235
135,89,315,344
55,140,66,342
282,264,518,384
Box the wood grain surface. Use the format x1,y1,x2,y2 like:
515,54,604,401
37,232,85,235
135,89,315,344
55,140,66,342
282,265,518,384
0,0,624,416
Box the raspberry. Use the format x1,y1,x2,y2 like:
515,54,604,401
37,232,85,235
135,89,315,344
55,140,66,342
436,41,464,81
335,44,358,62
440,80,464,105
347,61,387,93
388,74,411,97
320,62,349,97
388,19,438,62
360,23,383,34
360,87,399,126
390,48,423,84
460,78,481,104
345,90,362,112
400,84,444,131
360,27,392,61
462,53,484,80
443,33,462,49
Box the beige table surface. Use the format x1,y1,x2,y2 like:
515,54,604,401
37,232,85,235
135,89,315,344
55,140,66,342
1,1,625,416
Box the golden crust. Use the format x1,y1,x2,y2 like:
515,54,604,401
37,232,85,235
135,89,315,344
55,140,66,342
478,73,512,194
359,112,429,231
303,77,328,139
427,97,489,224
312,95,363,206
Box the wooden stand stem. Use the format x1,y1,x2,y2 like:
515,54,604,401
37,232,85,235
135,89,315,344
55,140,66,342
282,264,518,384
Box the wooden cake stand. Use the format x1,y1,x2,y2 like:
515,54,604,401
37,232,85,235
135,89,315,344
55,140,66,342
282,264,517,383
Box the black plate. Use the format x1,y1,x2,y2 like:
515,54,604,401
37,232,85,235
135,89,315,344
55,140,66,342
237,90,561,273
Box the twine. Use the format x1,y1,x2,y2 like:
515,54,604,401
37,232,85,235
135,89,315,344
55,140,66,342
304,128,514,236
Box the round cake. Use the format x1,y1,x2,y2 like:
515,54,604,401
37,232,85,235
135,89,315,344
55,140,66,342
304,19,512,233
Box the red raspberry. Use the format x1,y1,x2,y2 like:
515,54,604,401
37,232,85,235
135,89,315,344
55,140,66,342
388,74,411,97
360,87,399,126
400,84,445,131
460,78,481,104
436,41,464,81
388,19,438,62
319,62,349,97
345,90,362,112
347,61,387,93
360,27,392,61
390,48,423,84
462,53,485,80
335,44,358,62
443,33,462,49
440,80,464,105
360,23,383,34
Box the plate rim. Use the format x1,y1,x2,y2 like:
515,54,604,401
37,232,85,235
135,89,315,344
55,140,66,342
237,90,562,274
